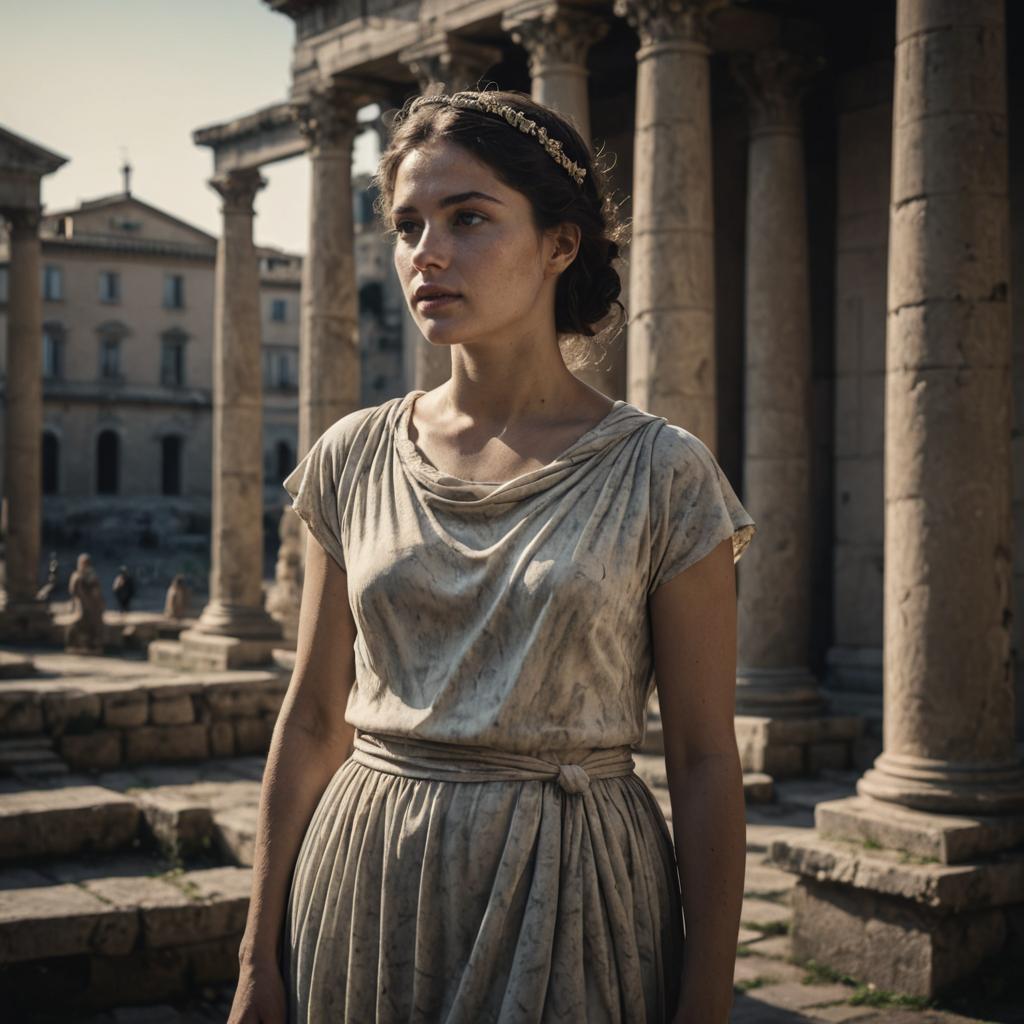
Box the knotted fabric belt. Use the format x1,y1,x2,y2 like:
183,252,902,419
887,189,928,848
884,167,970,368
351,731,635,796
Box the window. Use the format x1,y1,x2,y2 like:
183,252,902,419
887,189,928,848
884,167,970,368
262,347,297,391
161,331,187,387
42,323,65,380
0,267,8,304
161,435,182,496
42,431,59,495
96,430,119,494
99,270,121,303
99,337,121,381
43,265,63,302
164,274,185,309
270,297,287,323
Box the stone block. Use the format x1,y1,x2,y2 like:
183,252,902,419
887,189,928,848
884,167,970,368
204,685,264,720
789,876,1009,999
42,690,103,735
170,866,252,937
808,741,849,775
0,691,43,735
814,795,1024,863
233,717,273,756
213,805,257,867
123,724,209,765
0,785,139,860
174,631,278,671
185,934,244,986
743,772,774,804
150,694,195,726
0,652,36,679
0,883,138,962
147,640,184,670
208,720,236,758
133,791,213,859
763,744,804,778
104,689,149,728
60,729,123,770
87,945,189,1008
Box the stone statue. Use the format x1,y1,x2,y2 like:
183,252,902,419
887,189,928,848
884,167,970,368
164,574,189,620
65,553,105,654
35,552,60,602
112,565,136,612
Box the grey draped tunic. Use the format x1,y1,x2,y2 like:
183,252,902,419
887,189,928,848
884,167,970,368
280,390,756,1023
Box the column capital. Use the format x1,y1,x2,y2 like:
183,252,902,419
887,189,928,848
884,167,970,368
613,0,726,50
502,2,609,77
209,168,267,215
291,81,363,153
2,206,42,237
731,47,824,135
398,34,502,95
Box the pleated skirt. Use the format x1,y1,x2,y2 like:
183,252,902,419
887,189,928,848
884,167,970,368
281,758,685,1023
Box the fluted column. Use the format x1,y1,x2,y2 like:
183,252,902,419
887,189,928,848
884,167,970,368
0,207,49,636
398,35,503,392
613,0,723,445
293,84,362,454
729,48,823,717
193,169,281,643
857,0,1024,813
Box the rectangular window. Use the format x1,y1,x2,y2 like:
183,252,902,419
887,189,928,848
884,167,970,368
163,274,185,309
0,266,8,304
99,270,120,304
100,338,121,380
161,338,186,387
42,328,63,380
43,265,63,302
270,298,287,323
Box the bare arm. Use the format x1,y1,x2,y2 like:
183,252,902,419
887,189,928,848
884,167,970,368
649,537,746,1024
237,532,358,969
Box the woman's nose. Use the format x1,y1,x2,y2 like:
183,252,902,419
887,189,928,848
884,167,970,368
410,225,450,271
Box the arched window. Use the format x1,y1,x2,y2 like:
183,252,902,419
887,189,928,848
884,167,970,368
42,431,59,495
96,430,119,494
275,440,294,482
161,435,182,496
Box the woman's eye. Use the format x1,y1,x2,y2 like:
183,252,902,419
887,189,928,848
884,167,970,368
455,210,485,227
390,211,484,240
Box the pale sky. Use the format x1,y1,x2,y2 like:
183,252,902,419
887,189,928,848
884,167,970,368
0,0,381,253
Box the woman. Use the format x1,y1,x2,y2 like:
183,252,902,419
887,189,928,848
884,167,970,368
229,88,755,1024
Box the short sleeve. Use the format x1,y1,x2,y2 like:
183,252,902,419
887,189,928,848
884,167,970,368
648,424,756,595
282,430,348,573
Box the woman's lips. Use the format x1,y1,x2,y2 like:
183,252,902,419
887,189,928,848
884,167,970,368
416,294,462,312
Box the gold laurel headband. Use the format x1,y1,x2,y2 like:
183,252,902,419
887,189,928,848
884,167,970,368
408,91,587,187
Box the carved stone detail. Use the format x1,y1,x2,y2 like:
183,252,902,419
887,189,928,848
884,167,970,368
398,35,503,94
292,83,362,153
503,5,609,77
613,0,726,49
209,168,267,215
731,48,825,134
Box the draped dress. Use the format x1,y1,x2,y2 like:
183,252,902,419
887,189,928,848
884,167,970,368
279,389,756,1023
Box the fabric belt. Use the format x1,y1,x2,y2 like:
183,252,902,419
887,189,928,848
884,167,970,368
350,731,636,796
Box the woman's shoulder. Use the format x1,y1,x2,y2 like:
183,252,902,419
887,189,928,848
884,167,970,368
644,417,719,480
314,394,406,457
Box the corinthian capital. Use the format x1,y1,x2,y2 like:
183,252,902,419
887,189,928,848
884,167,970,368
2,206,42,238
292,82,362,153
502,2,609,76
613,0,726,49
210,169,267,215
731,48,824,134
399,34,503,95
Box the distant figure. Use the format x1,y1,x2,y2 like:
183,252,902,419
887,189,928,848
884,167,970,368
65,553,105,654
35,552,60,603
112,565,136,612
164,574,189,620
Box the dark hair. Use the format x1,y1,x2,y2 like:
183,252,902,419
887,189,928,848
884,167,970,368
370,88,629,370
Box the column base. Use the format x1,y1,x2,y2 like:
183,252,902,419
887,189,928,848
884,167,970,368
0,596,53,644
858,751,1024,815
734,713,864,778
149,629,280,672
735,665,826,717
769,794,1024,998
192,600,284,641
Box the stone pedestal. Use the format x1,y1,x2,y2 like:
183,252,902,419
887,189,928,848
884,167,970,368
735,714,863,779
399,36,503,394
613,0,723,444
773,0,1024,998
155,169,281,670
0,208,52,643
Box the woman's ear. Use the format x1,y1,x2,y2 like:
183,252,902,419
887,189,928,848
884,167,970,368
545,222,581,276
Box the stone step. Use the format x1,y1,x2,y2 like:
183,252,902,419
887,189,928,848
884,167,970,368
0,784,140,861
0,857,251,1013
0,735,70,781
633,752,775,804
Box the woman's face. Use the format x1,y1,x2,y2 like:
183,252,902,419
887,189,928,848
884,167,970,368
389,139,557,352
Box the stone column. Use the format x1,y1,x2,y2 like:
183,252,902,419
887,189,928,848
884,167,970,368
0,207,50,639
185,169,282,666
613,0,723,447
502,1,617,398
730,48,823,719
856,0,1024,815
399,35,503,393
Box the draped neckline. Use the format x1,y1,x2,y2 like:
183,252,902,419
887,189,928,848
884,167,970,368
392,388,657,507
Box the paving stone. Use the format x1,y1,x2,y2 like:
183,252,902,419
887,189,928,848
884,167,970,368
747,981,862,1011
744,933,793,959
0,784,139,859
740,896,792,929
731,991,817,1022
773,778,859,810
747,821,816,855
745,861,799,898
734,954,805,987
737,926,763,945
805,1006,876,1022
0,882,138,961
